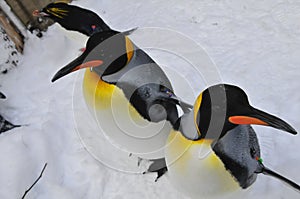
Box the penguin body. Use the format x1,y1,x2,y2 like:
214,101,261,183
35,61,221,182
164,84,299,198
166,125,261,198
52,30,184,159
33,2,110,36
82,68,175,158
166,130,240,199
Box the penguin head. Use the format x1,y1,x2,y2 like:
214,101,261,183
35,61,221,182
33,2,69,19
52,31,131,83
192,84,297,140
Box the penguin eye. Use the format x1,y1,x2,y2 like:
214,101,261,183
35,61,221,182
160,86,174,97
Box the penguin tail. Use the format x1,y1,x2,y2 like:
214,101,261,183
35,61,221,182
260,165,300,192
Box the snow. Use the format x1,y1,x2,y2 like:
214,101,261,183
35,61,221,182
0,26,20,73
0,0,300,199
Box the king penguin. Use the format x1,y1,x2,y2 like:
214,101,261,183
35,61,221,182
164,84,299,198
32,2,110,36
51,28,191,161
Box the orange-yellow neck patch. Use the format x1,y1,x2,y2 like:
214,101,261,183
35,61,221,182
83,68,115,110
82,69,142,121
193,93,203,137
125,36,134,64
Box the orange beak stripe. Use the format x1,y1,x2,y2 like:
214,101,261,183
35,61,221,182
229,116,269,126
71,60,103,72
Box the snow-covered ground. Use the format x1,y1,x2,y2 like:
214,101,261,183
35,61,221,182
0,26,20,74
0,0,300,198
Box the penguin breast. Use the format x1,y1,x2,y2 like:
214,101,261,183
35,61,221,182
82,69,173,159
165,130,242,199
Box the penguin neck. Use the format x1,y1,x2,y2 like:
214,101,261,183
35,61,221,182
175,110,201,141
176,108,231,141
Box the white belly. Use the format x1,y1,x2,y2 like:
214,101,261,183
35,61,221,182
82,69,172,159
165,130,243,199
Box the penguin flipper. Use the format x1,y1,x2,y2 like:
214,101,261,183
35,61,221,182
0,92,6,99
259,165,300,192
144,158,168,182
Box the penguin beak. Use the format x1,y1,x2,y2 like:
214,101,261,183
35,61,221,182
228,107,297,135
51,53,103,82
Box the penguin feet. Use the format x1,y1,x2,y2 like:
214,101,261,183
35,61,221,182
143,158,168,182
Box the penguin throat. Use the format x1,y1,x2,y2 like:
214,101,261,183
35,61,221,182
178,111,202,140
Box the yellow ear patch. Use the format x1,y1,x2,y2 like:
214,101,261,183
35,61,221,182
125,36,134,64
193,93,203,137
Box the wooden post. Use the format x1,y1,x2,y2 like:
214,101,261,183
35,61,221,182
0,7,24,53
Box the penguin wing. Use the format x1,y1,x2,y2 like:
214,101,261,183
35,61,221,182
144,158,168,182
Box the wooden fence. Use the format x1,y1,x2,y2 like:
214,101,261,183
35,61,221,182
0,0,72,53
